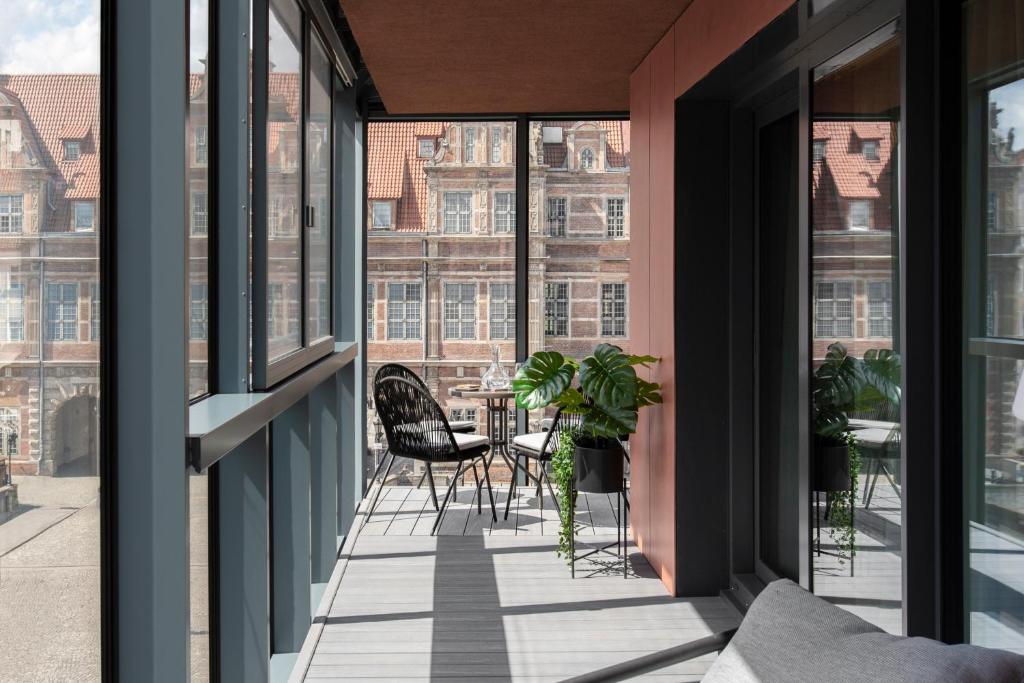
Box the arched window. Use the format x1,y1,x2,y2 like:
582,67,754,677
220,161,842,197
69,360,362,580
580,147,595,170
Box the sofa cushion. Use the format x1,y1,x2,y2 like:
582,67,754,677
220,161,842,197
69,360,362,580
703,579,1024,682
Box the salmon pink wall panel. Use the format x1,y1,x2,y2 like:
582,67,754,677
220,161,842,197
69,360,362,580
673,0,794,96
629,57,653,569
647,29,677,595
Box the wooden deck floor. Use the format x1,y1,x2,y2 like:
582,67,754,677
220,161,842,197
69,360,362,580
299,486,741,682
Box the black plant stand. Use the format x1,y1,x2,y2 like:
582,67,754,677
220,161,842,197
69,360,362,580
570,477,629,579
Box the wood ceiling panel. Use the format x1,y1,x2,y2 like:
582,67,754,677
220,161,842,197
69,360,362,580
340,0,692,114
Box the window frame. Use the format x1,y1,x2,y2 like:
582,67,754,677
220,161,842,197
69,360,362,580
74,201,96,232
386,282,422,341
370,200,393,229
64,140,81,161
252,0,340,389
866,279,892,338
46,282,79,342
546,195,567,237
493,190,515,233
847,199,872,230
366,282,374,340
443,282,477,340
443,191,472,234
544,281,570,338
606,196,625,238
813,280,854,339
0,194,24,234
600,282,628,337
488,282,515,340
417,137,434,158
579,146,595,170
0,282,25,342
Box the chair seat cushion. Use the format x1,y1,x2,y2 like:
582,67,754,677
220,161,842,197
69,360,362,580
513,431,552,454
703,579,1024,682
450,431,489,451
448,420,476,433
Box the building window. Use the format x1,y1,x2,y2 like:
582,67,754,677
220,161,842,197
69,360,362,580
987,190,998,231
579,147,595,170
848,200,871,230
814,281,853,338
371,201,393,229
90,282,100,342
417,138,434,158
0,195,24,233
449,407,478,423
606,197,625,238
366,283,374,340
490,127,502,163
464,126,476,163
444,283,476,340
443,192,472,233
191,192,208,235
546,197,566,237
0,408,18,458
601,283,627,337
74,202,95,232
267,282,300,340
194,126,208,165
190,283,208,340
387,283,422,340
494,191,515,233
489,283,515,340
863,139,879,161
867,281,892,338
0,283,25,342
812,140,827,162
46,283,79,342
64,140,81,161
544,282,569,337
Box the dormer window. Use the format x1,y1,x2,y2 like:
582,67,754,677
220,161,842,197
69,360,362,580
74,202,95,232
580,147,595,170
863,139,879,161
812,140,827,162
417,138,434,158
371,200,394,229
64,141,81,161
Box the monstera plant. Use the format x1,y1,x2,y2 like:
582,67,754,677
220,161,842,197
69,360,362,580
512,344,662,493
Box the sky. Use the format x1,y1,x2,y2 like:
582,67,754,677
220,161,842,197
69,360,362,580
992,79,1024,151
0,0,101,74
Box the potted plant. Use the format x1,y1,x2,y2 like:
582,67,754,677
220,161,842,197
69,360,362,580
813,342,901,560
511,343,662,493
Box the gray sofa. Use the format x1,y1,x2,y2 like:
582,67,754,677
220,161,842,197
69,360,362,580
568,578,1024,682
703,579,1024,682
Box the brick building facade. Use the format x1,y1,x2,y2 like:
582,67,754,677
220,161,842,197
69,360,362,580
366,120,630,479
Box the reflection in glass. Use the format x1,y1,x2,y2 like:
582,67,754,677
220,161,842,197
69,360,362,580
189,0,211,398
267,0,303,361
964,0,1024,653
190,472,210,681
810,23,903,634
365,122,517,485
0,4,102,679
308,33,332,342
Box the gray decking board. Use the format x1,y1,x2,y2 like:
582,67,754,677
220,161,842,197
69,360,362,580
302,487,740,682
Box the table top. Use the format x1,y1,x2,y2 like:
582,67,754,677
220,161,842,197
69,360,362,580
448,384,515,400
848,418,900,447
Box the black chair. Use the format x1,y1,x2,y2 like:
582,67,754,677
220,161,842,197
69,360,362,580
371,376,496,534
861,401,901,509
505,408,581,520
367,364,475,508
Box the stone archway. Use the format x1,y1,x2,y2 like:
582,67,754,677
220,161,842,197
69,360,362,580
51,394,99,476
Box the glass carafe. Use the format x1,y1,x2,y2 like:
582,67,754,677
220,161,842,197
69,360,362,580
481,345,509,390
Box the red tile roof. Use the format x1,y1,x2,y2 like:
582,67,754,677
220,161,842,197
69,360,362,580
813,120,893,200
0,74,101,211
368,120,630,233
367,121,444,232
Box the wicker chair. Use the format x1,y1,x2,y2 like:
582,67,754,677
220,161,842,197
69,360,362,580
368,364,476,511
371,376,496,534
505,408,582,520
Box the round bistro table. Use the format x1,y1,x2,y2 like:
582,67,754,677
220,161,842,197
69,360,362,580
448,386,516,475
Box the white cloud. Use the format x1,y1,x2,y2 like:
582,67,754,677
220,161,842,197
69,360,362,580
190,0,210,73
0,0,101,74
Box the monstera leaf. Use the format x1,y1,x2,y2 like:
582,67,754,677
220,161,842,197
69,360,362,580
579,343,638,409
627,354,659,368
635,378,663,408
581,403,638,439
812,342,864,416
858,348,901,410
512,351,576,410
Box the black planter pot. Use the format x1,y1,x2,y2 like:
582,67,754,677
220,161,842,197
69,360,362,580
815,439,851,492
575,441,625,493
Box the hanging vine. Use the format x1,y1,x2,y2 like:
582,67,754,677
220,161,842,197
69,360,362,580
827,431,862,564
551,427,580,563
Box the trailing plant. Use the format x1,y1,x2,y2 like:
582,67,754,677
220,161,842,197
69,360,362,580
550,427,580,563
825,431,861,564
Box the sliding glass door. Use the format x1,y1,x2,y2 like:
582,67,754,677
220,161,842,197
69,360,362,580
963,0,1024,654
